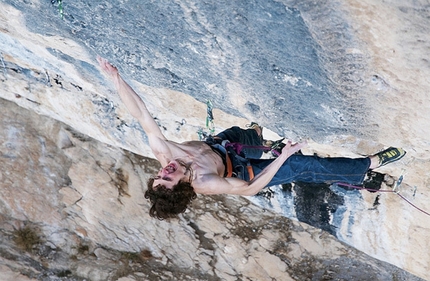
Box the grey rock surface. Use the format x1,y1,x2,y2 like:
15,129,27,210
1,0,430,280
12,0,370,139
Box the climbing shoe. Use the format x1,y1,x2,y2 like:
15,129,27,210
362,171,385,192
247,122,263,140
268,138,285,156
376,147,406,167
247,122,262,132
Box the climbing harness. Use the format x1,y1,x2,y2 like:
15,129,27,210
336,170,429,217
198,100,287,181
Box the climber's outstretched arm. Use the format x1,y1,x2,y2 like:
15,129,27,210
97,57,169,154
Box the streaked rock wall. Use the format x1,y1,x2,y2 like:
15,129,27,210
0,98,422,280
1,0,429,280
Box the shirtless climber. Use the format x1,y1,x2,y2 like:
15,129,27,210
97,57,406,220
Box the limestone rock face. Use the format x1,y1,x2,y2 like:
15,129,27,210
0,98,422,281
1,0,429,280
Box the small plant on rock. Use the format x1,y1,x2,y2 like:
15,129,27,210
13,225,42,252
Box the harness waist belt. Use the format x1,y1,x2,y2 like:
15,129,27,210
206,140,256,180
206,142,234,178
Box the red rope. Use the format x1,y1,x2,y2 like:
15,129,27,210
396,192,430,216
225,142,280,156
336,182,430,217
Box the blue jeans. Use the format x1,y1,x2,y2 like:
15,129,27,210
216,126,264,159
216,126,371,186
243,155,370,186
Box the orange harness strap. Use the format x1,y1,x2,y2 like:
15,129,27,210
224,150,254,181
247,165,255,181
225,151,233,178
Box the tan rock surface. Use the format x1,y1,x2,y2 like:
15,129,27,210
0,0,429,280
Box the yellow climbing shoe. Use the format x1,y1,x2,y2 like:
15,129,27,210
376,147,406,167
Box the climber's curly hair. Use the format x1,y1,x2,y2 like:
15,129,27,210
144,178,197,220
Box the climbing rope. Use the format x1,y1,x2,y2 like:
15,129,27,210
224,142,283,158
336,174,430,217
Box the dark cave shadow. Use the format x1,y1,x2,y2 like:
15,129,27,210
256,171,387,236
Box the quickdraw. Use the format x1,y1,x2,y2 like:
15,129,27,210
51,0,64,19
198,100,215,140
